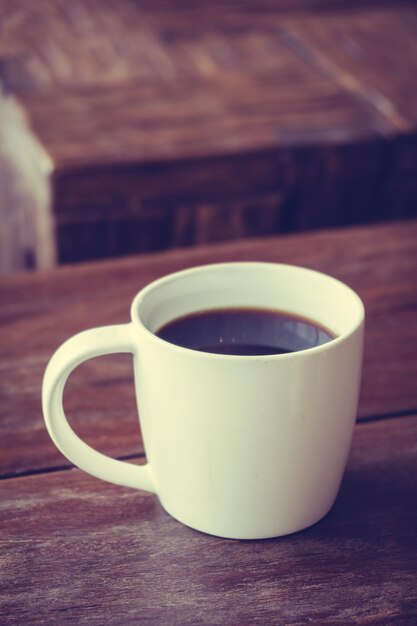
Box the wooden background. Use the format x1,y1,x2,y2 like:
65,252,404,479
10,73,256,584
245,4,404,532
1,0,417,271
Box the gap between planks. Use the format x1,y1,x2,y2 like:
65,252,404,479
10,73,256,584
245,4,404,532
1,408,417,482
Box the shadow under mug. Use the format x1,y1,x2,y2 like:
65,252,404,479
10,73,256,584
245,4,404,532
42,262,364,539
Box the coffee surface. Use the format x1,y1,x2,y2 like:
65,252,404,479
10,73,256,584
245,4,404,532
156,307,336,356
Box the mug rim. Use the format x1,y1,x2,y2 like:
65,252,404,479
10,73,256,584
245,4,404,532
130,262,365,361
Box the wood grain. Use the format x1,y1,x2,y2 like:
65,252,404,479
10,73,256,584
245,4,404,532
285,4,417,130
1,0,417,270
1,414,416,625
13,51,378,170
1,221,417,477
51,135,417,265
2,0,415,166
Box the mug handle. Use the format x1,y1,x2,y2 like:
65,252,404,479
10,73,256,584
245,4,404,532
42,324,155,492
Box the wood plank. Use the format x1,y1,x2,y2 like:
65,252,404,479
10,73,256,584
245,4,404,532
1,1,405,93
1,414,416,625
49,133,417,266
2,1,417,270
12,52,378,171
0,0,399,170
286,4,417,132
1,221,417,477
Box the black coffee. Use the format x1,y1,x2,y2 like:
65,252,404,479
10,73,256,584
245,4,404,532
156,307,336,356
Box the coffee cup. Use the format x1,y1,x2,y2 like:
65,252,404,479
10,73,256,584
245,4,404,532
42,262,364,539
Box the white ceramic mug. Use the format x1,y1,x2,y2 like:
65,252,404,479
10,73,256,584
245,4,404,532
42,262,364,539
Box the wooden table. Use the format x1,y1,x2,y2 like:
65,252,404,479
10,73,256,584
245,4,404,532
1,0,417,271
1,220,417,624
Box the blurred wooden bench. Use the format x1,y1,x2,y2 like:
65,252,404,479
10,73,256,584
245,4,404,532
1,0,417,271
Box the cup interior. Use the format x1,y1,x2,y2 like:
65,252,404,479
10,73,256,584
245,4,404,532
132,263,364,346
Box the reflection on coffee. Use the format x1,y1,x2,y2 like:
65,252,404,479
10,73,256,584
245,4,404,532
156,307,337,356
